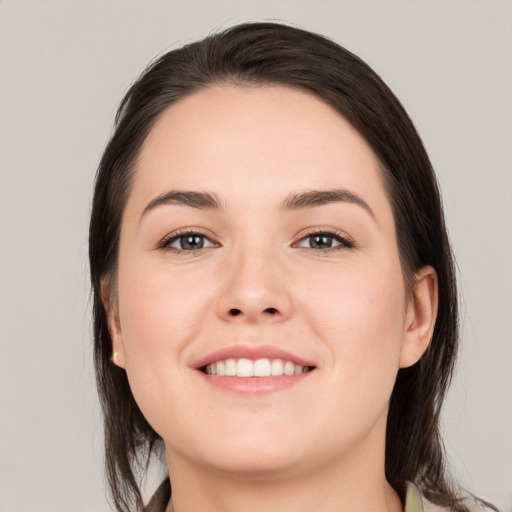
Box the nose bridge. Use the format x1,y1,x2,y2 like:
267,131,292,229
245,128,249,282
216,233,292,323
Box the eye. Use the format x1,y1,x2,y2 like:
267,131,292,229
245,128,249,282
296,230,354,251
158,230,216,252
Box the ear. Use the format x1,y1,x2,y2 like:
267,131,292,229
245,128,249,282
101,277,126,369
400,266,438,368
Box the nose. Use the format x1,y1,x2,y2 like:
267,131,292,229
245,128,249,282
216,245,293,324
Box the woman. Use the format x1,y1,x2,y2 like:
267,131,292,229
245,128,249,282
89,22,497,512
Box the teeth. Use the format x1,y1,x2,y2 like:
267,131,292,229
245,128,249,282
204,358,311,377
237,358,253,377
254,359,271,377
225,358,237,376
284,361,295,375
270,359,283,376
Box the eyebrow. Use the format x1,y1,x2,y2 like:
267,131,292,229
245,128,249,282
141,190,223,220
140,187,374,220
281,189,375,219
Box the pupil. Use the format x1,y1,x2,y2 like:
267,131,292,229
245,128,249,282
311,235,332,248
181,235,203,250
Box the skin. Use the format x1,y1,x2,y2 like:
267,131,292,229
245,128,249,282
104,85,438,512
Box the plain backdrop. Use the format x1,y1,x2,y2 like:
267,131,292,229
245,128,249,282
0,1,511,511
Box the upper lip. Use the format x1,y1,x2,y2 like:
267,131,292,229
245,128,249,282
193,344,316,370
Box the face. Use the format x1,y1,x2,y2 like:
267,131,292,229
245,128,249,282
106,85,436,480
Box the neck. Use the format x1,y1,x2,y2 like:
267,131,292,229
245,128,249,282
165,466,402,512
164,419,403,512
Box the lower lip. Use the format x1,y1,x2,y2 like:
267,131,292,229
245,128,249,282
197,371,313,394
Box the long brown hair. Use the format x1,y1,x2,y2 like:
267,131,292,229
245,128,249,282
90,22,467,512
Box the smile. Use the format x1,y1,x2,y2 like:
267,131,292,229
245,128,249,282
203,358,312,377
194,345,317,393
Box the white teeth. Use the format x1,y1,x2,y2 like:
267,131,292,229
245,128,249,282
236,358,253,377
225,358,237,376
270,359,284,376
205,358,311,377
283,361,295,375
254,359,271,377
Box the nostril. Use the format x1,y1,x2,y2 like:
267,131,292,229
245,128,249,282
227,307,278,317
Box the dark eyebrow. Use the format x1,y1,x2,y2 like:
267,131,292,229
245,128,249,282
141,190,223,220
281,189,375,219
141,188,374,221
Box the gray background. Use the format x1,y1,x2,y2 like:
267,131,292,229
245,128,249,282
0,1,511,511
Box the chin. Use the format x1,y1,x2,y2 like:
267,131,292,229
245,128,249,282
199,447,309,481
165,423,313,480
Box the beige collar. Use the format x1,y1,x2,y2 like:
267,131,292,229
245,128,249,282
404,481,425,512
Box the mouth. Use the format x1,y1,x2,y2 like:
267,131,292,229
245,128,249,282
200,357,314,377
193,345,317,393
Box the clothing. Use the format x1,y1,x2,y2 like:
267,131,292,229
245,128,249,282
405,482,498,512
406,481,446,512
144,478,496,512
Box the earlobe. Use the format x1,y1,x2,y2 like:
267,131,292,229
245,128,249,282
101,278,126,369
399,266,438,368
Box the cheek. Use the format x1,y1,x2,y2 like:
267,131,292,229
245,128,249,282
299,259,407,392
290,261,407,447
114,259,216,426
118,258,211,349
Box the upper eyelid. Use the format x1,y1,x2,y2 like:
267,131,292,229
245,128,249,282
167,228,213,240
156,228,218,250
293,227,354,244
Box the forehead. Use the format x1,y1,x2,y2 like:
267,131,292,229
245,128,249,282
131,84,389,216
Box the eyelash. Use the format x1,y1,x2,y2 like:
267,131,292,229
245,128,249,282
156,228,219,254
156,228,355,254
294,228,355,252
